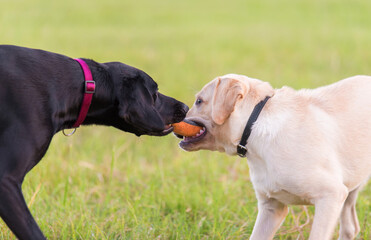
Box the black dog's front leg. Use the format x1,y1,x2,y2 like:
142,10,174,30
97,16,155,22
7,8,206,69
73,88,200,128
0,176,46,240
0,127,51,240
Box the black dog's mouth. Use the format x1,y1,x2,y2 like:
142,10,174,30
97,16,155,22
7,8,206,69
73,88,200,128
162,124,174,135
149,124,174,136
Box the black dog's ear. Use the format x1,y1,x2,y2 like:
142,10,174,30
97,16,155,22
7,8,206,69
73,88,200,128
107,62,166,134
118,100,165,133
118,79,165,133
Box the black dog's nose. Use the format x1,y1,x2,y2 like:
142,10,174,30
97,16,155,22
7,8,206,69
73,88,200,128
174,102,189,122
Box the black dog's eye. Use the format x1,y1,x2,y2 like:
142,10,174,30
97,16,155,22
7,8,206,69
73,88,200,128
195,98,203,106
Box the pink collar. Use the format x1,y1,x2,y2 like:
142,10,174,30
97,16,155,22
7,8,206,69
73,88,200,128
72,58,96,128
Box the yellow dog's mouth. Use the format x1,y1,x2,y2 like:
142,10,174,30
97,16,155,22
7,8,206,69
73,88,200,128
181,127,207,143
173,119,207,145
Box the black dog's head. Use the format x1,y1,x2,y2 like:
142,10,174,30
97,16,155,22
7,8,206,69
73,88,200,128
104,62,188,136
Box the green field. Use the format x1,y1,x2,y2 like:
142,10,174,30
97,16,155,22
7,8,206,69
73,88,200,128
1,0,371,239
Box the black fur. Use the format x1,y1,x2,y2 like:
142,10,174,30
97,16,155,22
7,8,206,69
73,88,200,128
0,45,188,239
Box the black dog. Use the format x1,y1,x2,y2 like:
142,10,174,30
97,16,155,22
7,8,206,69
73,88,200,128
0,45,188,239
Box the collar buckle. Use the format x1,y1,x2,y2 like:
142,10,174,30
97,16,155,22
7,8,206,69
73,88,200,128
237,144,247,158
85,80,96,94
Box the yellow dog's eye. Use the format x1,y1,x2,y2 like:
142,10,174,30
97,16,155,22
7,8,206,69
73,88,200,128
195,98,203,105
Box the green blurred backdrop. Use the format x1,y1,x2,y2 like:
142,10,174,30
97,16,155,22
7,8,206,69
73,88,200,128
1,0,371,239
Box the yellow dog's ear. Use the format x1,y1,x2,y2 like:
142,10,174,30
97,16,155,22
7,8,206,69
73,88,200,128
212,77,247,125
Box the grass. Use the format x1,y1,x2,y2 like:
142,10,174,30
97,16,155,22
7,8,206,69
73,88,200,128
1,0,371,239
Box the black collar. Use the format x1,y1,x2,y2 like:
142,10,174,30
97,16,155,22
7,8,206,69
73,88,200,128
237,96,271,157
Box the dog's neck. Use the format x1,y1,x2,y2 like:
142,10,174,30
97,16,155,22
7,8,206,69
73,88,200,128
55,59,116,133
227,92,275,156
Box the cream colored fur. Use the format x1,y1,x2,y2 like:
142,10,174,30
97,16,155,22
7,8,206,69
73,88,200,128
181,74,371,240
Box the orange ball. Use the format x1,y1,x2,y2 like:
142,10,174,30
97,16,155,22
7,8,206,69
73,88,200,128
172,120,203,137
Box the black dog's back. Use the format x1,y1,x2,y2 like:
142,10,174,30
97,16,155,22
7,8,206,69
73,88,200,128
0,45,78,99
0,45,82,136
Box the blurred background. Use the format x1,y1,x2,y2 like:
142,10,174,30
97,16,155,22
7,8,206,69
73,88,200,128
1,0,370,239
